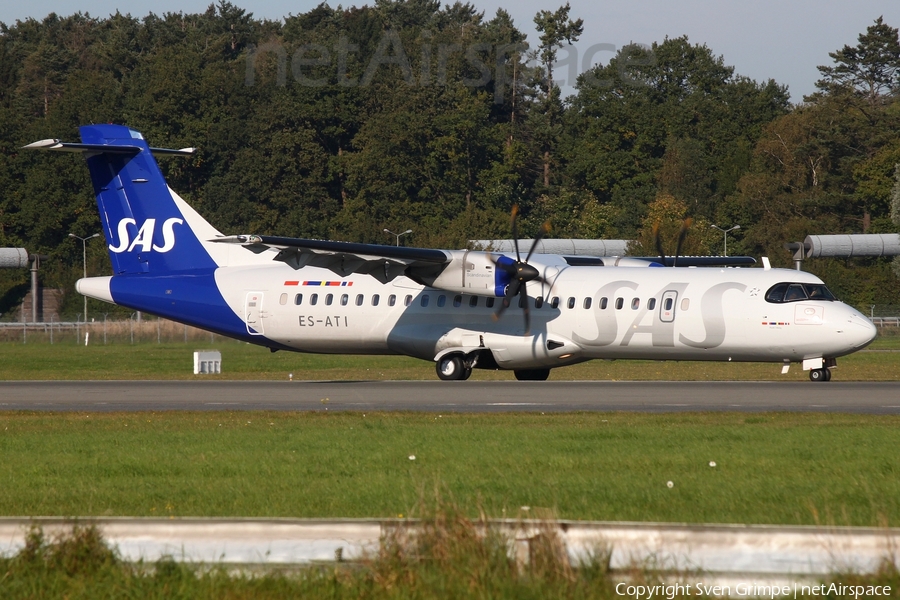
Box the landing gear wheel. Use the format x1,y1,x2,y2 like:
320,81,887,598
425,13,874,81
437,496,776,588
436,355,467,381
514,368,551,381
809,368,828,382
824,368,832,381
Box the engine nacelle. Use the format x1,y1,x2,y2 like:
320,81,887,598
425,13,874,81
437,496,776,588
416,250,509,297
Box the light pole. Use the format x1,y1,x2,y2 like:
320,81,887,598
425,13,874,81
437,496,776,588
383,228,412,246
709,224,740,257
69,233,100,322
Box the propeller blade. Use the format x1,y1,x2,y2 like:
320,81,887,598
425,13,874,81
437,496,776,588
652,222,667,265
520,285,531,335
493,278,522,322
673,218,693,267
524,220,551,264
510,205,521,262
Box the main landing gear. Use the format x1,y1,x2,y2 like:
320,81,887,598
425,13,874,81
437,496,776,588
435,354,472,381
434,354,551,381
809,368,832,382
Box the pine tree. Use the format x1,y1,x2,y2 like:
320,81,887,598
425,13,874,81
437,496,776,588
815,16,900,107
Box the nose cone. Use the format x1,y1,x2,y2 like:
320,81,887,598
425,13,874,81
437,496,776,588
845,310,877,351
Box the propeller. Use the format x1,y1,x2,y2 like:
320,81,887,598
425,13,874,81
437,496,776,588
652,222,666,266
491,205,551,335
673,218,692,267
653,218,693,267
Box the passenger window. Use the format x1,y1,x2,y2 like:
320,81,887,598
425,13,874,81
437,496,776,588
535,296,544,309
340,294,349,306
681,298,690,310
279,293,287,305
567,297,576,309
372,294,380,306
295,293,303,305
404,295,412,306
421,294,430,307
664,298,673,311
310,293,318,306
648,298,656,310
615,298,624,310
355,294,364,306
600,297,608,310
486,297,495,308
469,296,479,307
325,294,333,306
632,298,640,310
583,297,592,309
388,294,395,306
453,295,462,307
437,295,446,307
551,297,560,309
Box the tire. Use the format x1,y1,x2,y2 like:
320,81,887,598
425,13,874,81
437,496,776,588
514,368,551,381
809,368,826,382
824,368,832,382
436,355,466,381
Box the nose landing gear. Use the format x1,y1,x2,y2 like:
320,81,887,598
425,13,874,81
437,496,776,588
809,368,832,382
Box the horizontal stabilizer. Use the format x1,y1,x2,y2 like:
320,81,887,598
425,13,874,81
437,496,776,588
22,139,195,156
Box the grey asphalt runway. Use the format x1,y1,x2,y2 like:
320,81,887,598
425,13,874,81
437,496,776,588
0,380,898,413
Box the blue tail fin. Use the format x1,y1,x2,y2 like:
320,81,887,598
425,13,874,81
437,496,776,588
78,124,219,274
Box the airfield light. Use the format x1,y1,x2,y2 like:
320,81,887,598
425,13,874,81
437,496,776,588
69,232,100,322
710,224,740,256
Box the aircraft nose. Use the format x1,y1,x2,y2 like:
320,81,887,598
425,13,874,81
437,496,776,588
845,311,877,350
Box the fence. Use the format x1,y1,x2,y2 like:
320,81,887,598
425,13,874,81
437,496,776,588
0,316,231,345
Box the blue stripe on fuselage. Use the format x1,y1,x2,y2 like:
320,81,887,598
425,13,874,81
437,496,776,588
108,270,287,349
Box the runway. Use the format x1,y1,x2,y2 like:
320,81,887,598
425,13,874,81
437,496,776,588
2,380,899,413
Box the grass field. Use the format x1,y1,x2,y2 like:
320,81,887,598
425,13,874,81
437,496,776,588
0,411,898,526
0,331,899,380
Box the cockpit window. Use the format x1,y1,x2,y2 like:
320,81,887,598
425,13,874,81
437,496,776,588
805,284,836,300
765,282,836,303
784,284,807,301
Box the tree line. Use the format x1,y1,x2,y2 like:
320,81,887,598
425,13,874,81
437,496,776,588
0,1,899,317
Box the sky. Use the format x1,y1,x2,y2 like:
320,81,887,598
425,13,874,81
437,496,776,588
2,0,900,102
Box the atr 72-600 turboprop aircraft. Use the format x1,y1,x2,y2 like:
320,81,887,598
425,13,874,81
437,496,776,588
26,125,877,382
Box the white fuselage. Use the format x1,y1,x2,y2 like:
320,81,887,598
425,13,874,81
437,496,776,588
211,260,876,370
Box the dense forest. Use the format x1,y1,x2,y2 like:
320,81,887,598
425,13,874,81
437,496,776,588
1,1,899,318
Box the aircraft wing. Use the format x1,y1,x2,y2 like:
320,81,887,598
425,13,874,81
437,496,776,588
211,235,450,284
211,234,757,285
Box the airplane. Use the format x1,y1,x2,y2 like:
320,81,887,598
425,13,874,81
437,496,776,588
25,124,877,382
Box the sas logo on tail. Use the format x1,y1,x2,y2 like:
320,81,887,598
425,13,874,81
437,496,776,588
109,218,184,253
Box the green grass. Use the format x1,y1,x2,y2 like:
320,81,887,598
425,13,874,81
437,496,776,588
0,334,899,380
1,411,898,526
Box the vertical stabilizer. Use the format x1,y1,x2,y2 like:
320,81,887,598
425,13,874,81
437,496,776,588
77,124,219,274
